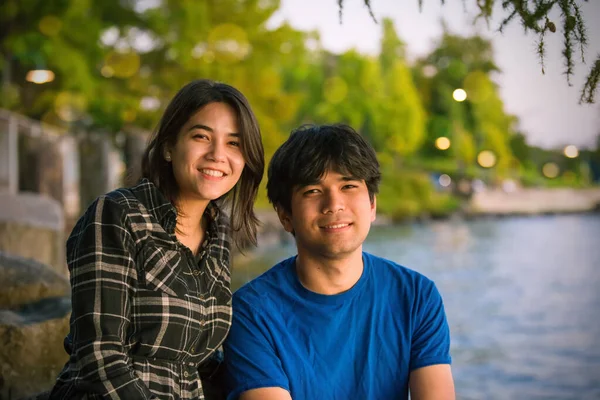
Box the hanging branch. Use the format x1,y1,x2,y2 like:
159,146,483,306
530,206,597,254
558,0,575,85
337,0,597,103
537,26,548,74
571,0,588,62
580,56,600,104
364,0,377,23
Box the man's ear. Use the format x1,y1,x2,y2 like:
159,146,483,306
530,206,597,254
275,206,294,233
370,195,377,223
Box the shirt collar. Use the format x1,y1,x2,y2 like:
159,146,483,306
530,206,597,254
131,178,177,226
131,178,223,237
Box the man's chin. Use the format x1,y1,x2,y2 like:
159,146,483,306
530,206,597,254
315,245,362,260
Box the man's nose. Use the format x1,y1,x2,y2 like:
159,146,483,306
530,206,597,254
321,191,345,214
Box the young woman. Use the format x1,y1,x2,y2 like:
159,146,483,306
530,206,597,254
48,79,264,399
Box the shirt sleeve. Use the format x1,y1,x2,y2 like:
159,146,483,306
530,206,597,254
66,195,156,399
409,279,452,371
223,292,290,400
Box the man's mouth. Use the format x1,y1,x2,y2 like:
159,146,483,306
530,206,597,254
321,222,352,229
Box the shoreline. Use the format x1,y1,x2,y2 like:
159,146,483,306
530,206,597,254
465,187,600,216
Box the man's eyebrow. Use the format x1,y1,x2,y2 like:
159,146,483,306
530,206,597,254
293,181,320,191
340,175,361,181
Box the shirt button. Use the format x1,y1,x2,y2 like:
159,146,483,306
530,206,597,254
184,371,189,377
193,269,200,276
200,320,205,327
190,347,196,353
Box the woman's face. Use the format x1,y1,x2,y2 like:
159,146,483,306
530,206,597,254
167,102,245,203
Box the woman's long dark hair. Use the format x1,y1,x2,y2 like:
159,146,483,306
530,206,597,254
141,79,264,251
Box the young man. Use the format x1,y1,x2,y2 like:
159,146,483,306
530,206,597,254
223,124,455,400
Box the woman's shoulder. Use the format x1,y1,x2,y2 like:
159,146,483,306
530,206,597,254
79,186,140,219
93,179,170,219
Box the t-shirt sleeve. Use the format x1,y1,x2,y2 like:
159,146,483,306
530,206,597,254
223,292,290,400
410,279,452,371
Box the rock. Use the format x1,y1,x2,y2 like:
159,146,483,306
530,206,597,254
0,252,71,399
0,252,69,309
0,192,65,276
0,297,70,400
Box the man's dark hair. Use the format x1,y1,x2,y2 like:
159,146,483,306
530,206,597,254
267,124,381,214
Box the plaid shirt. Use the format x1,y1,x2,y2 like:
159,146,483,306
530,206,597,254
49,179,233,400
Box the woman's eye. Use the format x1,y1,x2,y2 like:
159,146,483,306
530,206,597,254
229,141,240,147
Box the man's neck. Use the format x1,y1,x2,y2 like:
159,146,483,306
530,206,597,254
295,248,364,295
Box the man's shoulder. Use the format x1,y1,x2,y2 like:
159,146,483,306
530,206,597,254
364,252,435,289
233,256,295,305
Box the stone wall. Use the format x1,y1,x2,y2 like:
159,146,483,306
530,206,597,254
0,192,65,276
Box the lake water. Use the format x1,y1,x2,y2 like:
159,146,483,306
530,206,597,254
232,213,600,399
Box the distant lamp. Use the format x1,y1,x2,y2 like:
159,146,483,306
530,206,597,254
435,136,451,150
542,162,560,178
438,174,452,187
26,69,55,84
422,64,437,78
563,145,579,159
452,88,467,102
477,150,496,168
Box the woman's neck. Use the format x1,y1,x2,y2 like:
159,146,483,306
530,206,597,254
174,197,209,254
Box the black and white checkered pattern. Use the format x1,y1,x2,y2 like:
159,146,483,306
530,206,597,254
49,179,232,399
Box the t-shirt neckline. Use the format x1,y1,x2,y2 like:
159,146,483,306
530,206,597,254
287,252,370,305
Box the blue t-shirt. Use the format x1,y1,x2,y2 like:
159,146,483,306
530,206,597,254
223,252,451,400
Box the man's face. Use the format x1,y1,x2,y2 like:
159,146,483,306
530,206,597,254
277,170,376,261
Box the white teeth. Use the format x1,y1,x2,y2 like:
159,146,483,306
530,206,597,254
324,224,349,229
201,169,224,177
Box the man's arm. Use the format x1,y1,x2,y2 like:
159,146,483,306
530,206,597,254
239,387,292,400
409,364,455,400
409,279,454,400
223,293,292,399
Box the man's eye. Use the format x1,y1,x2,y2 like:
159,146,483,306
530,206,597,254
343,184,357,189
303,189,319,195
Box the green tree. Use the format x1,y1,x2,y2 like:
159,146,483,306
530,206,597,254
0,0,143,128
373,19,426,158
300,19,425,159
414,31,517,177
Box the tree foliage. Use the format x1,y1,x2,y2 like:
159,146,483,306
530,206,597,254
1,0,594,219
